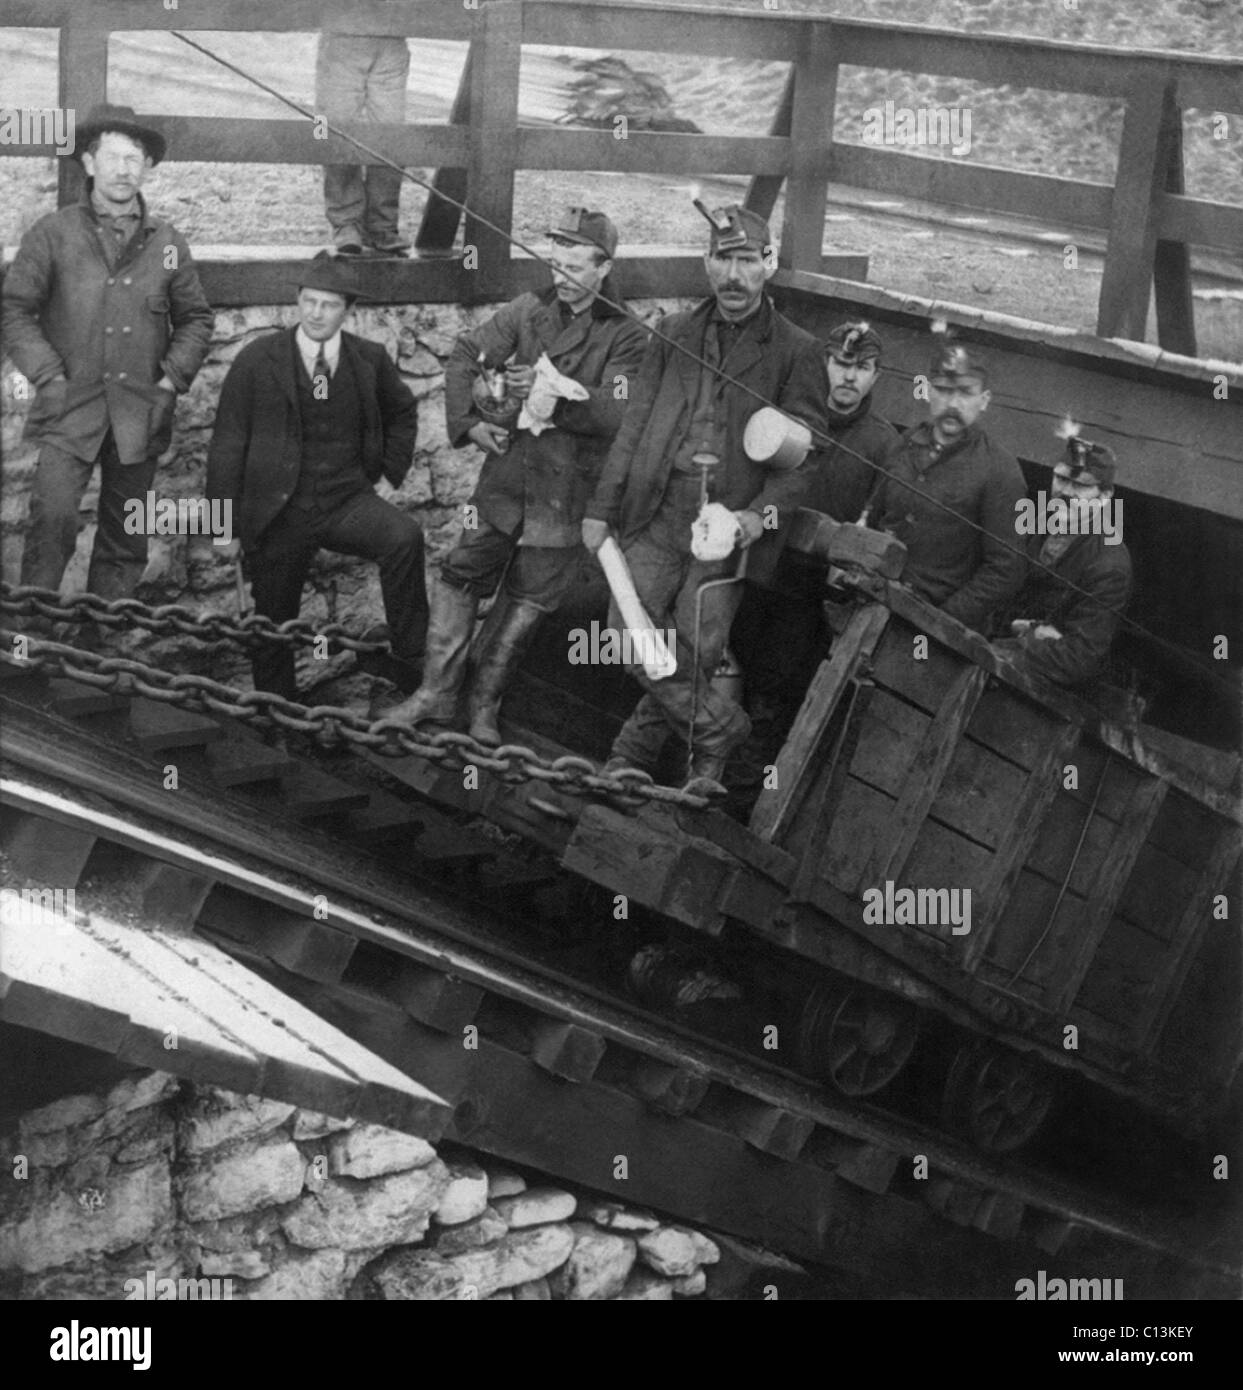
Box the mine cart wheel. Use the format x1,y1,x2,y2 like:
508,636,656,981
798,983,920,1096
941,1041,1056,1153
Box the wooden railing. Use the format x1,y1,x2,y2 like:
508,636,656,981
3,0,1240,349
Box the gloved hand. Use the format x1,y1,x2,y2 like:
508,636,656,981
518,353,589,435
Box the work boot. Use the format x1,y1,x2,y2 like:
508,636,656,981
467,597,545,746
386,580,478,727
681,706,750,797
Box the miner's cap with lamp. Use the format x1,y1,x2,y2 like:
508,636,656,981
693,199,773,255
547,207,618,259
928,335,989,388
825,320,883,365
1060,432,1118,492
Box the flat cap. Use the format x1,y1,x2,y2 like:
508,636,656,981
548,207,618,258
1063,435,1118,490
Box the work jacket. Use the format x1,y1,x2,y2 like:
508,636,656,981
805,394,901,523
872,420,1027,633
206,328,417,549
445,282,650,548
584,295,828,587
994,531,1133,686
1,191,213,464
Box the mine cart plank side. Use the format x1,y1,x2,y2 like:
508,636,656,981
859,666,987,889
964,721,1082,971
1132,829,1242,1052
751,603,890,842
1045,775,1170,1014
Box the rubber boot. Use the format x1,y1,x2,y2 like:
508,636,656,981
386,580,478,727
467,597,545,746
682,705,751,796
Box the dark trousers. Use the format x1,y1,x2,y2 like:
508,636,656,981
20,435,159,600
247,490,427,698
610,474,749,766
441,520,579,612
731,555,829,713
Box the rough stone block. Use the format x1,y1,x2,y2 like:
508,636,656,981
180,1139,305,1222
638,1226,702,1278
435,1206,508,1256
179,1092,296,1157
19,1092,105,1137
549,1223,637,1301
435,1161,489,1226
281,1160,448,1252
0,1158,172,1274
242,1249,347,1301
583,1201,660,1234
484,1166,527,1199
291,1109,354,1142
615,1271,675,1300
513,1277,552,1300
366,1223,575,1300
492,1187,576,1229
200,1249,271,1280
673,1268,707,1297
105,1072,180,1115
326,1123,436,1181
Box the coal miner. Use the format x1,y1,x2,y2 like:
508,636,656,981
391,208,648,744
581,203,828,791
869,334,1026,634
993,434,1132,686
2,104,213,622
206,253,425,700
732,319,900,728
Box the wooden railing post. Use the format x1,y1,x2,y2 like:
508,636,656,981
744,66,794,225
57,21,108,206
1152,86,1196,357
461,0,522,302
1097,74,1183,344
779,20,839,274
415,42,474,256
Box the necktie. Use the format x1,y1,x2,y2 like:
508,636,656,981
313,344,330,397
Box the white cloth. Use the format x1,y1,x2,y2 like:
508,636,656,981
518,352,589,435
690,502,741,561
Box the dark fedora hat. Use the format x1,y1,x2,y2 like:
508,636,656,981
74,104,167,166
290,250,370,302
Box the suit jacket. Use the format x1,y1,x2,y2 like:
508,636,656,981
872,420,1027,633
206,327,417,549
585,295,828,587
2,191,213,464
445,282,649,547
994,531,1133,686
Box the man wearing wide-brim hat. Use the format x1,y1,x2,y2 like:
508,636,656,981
206,252,426,701
2,102,212,619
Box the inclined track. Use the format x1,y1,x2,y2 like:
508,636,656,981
0,672,1238,1297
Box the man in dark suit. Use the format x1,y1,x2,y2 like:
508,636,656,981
582,203,828,789
206,253,425,699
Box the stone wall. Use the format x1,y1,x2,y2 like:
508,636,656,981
0,1070,752,1301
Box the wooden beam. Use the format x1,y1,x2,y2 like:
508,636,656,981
745,65,794,224
829,144,1112,231
462,1,522,302
416,41,475,254
155,117,468,168
1151,88,1196,357
1097,77,1173,341
749,602,889,843
517,128,790,177
780,22,839,275
57,24,107,207
859,665,987,889
1156,193,1243,256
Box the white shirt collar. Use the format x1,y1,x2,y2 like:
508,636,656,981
295,326,342,374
